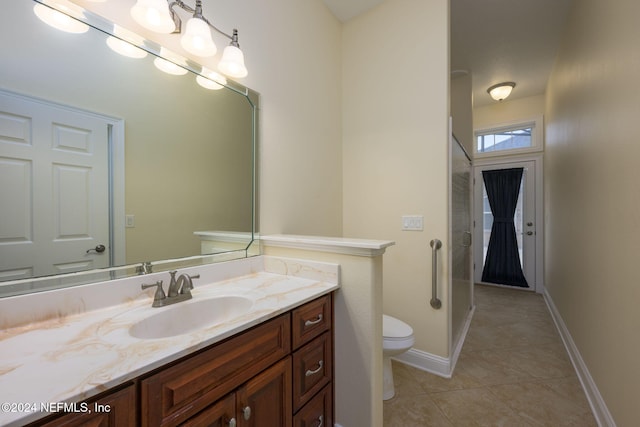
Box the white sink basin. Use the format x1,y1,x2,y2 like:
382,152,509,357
129,295,253,339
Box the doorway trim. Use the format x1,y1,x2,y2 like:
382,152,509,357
473,153,544,293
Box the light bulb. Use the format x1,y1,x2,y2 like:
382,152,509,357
181,17,217,57
130,0,175,34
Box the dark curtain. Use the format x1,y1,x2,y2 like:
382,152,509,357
481,168,529,287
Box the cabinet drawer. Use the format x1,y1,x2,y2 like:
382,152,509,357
292,332,332,412
141,314,291,427
293,384,332,427
292,295,332,350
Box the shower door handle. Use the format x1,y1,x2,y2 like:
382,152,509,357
430,239,442,309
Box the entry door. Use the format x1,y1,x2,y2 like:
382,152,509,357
0,91,110,280
473,160,536,290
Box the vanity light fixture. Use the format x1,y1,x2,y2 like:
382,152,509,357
130,0,248,78
33,2,89,34
487,82,516,101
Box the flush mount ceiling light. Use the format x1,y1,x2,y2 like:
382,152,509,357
130,0,248,78
487,82,516,101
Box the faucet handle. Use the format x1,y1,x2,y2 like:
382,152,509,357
141,280,166,307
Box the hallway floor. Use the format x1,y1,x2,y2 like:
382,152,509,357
383,285,597,426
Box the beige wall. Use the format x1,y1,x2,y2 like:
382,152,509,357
545,0,640,425
474,94,545,130
342,0,451,358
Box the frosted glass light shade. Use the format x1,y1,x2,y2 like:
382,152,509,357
130,0,175,34
181,17,217,57
196,68,227,90
218,45,248,78
33,3,88,34
487,82,515,101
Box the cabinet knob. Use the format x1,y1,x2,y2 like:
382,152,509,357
242,406,251,420
228,418,236,427
315,415,324,427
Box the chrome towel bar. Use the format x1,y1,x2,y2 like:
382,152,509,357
430,239,442,309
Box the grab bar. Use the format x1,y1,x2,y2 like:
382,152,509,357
430,239,442,309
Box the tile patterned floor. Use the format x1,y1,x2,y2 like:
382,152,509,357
383,285,597,426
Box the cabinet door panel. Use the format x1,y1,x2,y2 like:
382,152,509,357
180,394,235,427
37,385,136,427
236,358,292,427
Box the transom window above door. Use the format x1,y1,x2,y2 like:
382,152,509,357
474,116,543,157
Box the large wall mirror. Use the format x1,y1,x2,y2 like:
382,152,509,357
0,0,258,297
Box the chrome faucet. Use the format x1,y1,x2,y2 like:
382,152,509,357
141,270,200,307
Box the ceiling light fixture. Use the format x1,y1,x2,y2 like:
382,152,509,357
130,0,248,78
487,82,515,101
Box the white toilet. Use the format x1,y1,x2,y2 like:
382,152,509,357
382,314,415,400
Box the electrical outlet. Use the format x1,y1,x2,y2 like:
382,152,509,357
402,215,423,231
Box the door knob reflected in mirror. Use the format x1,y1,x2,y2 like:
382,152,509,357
86,244,106,254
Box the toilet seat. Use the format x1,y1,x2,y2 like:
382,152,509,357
383,314,413,339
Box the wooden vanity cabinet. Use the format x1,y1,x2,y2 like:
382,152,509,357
28,293,334,427
140,314,291,426
33,384,136,427
182,358,292,427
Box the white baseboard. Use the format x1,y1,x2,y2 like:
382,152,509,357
393,348,452,378
543,288,616,427
393,305,475,378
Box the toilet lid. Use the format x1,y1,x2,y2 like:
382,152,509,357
383,314,413,338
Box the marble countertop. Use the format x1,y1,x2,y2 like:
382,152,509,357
0,256,339,426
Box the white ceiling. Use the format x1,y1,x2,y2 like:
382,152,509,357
323,0,573,107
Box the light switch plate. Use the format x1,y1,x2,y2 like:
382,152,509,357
402,215,423,231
